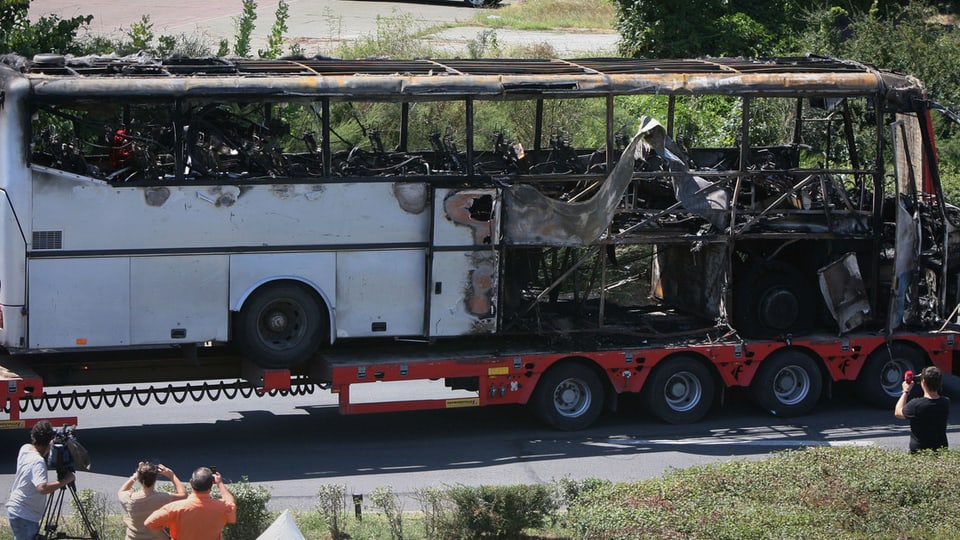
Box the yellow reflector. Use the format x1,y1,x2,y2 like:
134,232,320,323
446,398,479,409
488,367,509,376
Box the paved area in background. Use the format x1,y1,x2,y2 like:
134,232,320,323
29,0,619,57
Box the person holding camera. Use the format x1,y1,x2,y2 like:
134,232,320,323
144,467,236,540
118,462,187,540
4,421,76,540
895,365,950,453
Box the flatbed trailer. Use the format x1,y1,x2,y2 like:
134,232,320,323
3,329,958,430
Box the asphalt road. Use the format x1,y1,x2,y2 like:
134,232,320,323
29,0,620,57
1,380,957,513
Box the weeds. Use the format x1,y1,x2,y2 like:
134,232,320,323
316,484,348,540
369,486,404,540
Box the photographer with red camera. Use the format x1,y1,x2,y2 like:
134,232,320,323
895,366,950,453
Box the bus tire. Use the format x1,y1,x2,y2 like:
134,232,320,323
643,355,715,424
734,261,815,338
855,342,924,408
750,350,822,417
532,362,604,431
235,283,326,369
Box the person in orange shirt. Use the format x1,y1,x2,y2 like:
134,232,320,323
144,467,236,540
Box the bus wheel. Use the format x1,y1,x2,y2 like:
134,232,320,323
236,283,325,369
750,350,822,417
643,355,715,424
734,262,815,338
855,342,924,408
532,363,604,431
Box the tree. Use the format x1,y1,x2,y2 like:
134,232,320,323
614,0,916,58
0,0,91,56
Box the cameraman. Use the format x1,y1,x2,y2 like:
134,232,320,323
4,421,75,540
895,366,950,453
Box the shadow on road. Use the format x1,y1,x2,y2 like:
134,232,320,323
1,387,945,485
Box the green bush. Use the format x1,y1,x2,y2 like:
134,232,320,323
316,483,348,540
446,484,558,539
222,477,273,540
564,446,960,539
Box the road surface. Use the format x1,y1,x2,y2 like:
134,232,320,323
1,379,956,512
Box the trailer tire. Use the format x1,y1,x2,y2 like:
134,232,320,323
855,342,924,408
532,363,604,431
750,350,822,417
643,355,715,424
235,283,326,369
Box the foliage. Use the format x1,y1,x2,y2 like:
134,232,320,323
470,0,617,31
222,477,273,540
413,487,451,540
316,483,348,540
70,488,114,538
614,0,916,58
234,0,258,58
563,446,960,539
259,0,290,59
331,12,434,60
369,486,404,540
445,484,558,538
0,0,91,56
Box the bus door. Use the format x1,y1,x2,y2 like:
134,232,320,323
428,188,500,337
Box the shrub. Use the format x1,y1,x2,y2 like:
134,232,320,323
446,484,558,539
316,483,348,540
369,486,404,540
413,486,452,540
222,477,273,540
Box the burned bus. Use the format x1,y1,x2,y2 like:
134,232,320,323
0,53,958,426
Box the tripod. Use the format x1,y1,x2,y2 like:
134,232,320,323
36,471,99,540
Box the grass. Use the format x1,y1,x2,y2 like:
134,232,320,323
5,447,957,539
470,0,618,31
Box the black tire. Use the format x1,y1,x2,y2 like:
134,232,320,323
733,261,816,339
750,350,823,417
855,342,925,408
532,362,604,431
235,283,326,369
642,355,715,424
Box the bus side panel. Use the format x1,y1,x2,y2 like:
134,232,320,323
28,258,131,348
131,255,229,344
29,173,431,251
0,192,26,349
336,250,425,338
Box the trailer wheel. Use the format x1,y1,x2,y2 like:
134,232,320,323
643,355,715,424
532,363,604,431
235,283,326,369
855,342,924,408
750,350,822,416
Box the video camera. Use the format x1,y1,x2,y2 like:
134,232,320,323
47,426,91,478
904,370,923,385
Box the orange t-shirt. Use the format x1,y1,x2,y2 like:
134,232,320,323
144,491,236,540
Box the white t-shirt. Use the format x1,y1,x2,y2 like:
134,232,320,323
5,444,50,522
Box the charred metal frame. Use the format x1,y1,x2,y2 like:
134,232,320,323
3,54,955,344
